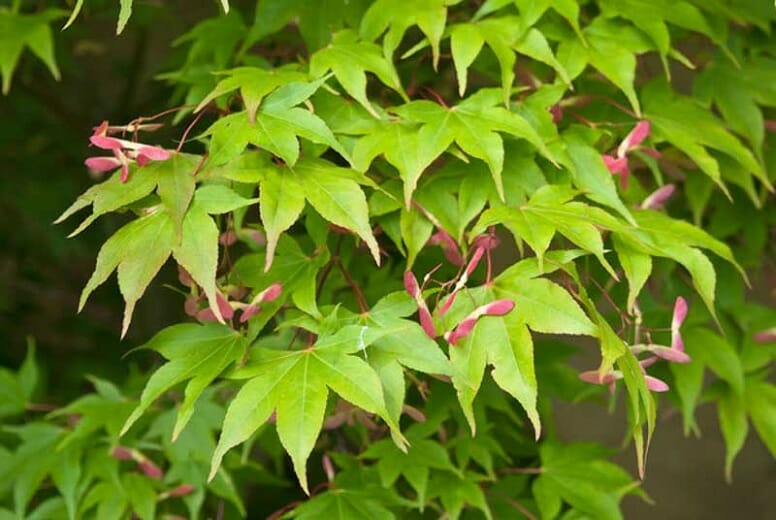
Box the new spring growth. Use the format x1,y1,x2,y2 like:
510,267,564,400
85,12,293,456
111,446,164,479
579,297,689,393
85,121,171,182
194,283,283,324
602,120,651,189
428,228,464,266
438,246,485,317
404,271,437,339
444,299,515,345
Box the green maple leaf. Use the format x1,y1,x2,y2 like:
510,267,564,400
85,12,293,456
448,268,593,437
78,209,176,337
195,66,307,122
205,80,347,167
0,423,63,516
121,323,247,440
695,54,776,154
557,17,652,116
289,489,396,519
309,30,407,117
0,8,63,94
0,341,37,419
352,120,440,206
362,426,459,508
598,0,723,76
361,0,459,69
388,91,554,201
476,185,623,276
644,79,769,194
293,158,381,266
449,14,569,102
56,154,201,238
532,442,641,520
212,339,404,493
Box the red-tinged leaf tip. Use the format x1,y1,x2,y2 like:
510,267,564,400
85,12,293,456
549,104,563,123
322,454,335,482
112,446,134,460
120,161,130,183
644,375,669,392
239,304,260,323
578,370,619,385
215,291,234,320
618,120,651,157
419,307,437,339
244,229,265,246
482,299,515,316
90,135,124,150
472,233,500,251
437,291,458,317
465,246,485,277
602,154,628,175
641,184,676,210
671,297,688,352
196,308,218,322
429,230,464,266
260,282,283,303
219,230,237,246
136,145,171,161
138,459,164,479
672,297,688,330
754,328,776,343
184,295,200,317
403,271,420,297
650,345,691,363
92,120,109,136
168,484,195,498
85,156,121,172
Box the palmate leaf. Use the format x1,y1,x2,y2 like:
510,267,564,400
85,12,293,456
290,489,396,519
195,67,307,122
695,53,776,153
598,0,722,75
0,8,63,94
389,91,554,201
55,153,201,238
446,257,595,437
643,80,769,193
449,15,569,102
360,0,458,68
0,423,63,517
533,442,640,520
557,17,653,116
204,77,341,166
212,342,403,494
671,327,746,437
617,208,744,318
77,198,225,336
78,209,176,338
121,323,247,441
352,120,442,207
309,30,407,117
292,158,380,266
475,185,623,276
362,427,459,508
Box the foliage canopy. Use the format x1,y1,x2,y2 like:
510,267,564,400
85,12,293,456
2,0,776,518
